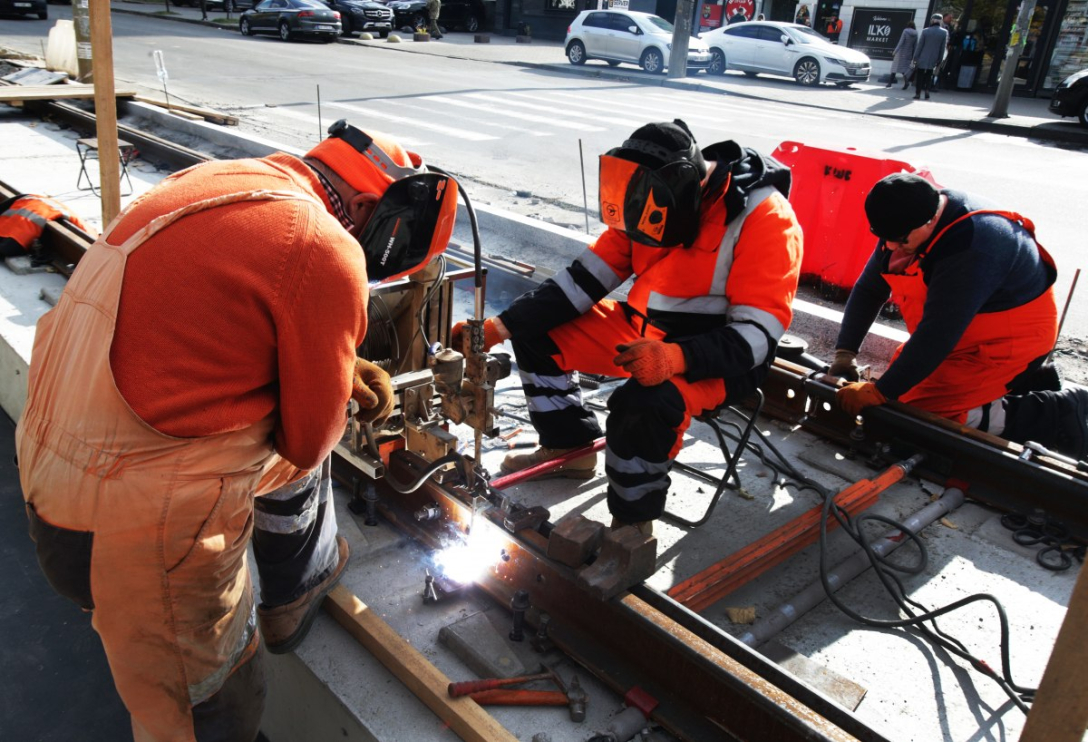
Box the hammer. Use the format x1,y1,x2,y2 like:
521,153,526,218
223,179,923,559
468,677,587,722
447,665,562,698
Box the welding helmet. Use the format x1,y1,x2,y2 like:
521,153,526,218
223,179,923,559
307,120,457,283
598,120,707,248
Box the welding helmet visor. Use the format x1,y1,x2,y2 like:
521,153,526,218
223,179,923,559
359,172,458,282
598,154,702,248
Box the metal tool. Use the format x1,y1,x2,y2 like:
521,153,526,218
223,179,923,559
509,589,530,642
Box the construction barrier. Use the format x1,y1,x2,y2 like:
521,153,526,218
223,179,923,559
771,141,938,295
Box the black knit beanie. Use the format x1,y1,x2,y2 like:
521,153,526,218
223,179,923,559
613,119,707,179
865,173,940,239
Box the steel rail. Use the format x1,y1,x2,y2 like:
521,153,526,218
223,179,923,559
333,450,886,742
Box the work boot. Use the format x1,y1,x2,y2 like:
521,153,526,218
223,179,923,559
501,445,598,480
610,517,654,536
1005,386,1088,461
258,536,349,655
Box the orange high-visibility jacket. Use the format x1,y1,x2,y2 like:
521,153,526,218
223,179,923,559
0,194,92,253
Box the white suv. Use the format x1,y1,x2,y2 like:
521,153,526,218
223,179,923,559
701,21,871,86
565,10,713,75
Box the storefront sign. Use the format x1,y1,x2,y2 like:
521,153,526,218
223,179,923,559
700,2,724,29
724,0,755,22
846,8,915,60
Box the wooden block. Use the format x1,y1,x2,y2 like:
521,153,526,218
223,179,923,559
324,585,518,742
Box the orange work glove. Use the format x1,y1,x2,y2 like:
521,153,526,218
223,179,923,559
837,381,887,416
352,357,394,425
450,317,507,352
613,339,687,387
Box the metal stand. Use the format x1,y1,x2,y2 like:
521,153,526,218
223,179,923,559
76,137,136,197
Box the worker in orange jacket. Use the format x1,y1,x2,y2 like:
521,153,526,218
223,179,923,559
456,120,803,533
832,173,1088,461
826,13,843,43
15,120,456,742
0,193,93,256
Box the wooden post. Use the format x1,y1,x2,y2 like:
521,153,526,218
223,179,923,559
88,0,121,225
1018,565,1088,741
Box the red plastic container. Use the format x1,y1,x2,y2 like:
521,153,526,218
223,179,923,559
771,141,938,294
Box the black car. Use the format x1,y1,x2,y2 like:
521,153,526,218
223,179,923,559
1050,69,1088,128
0,0,47,19
239,0,341,41
324,0,392,37
387,0,484,33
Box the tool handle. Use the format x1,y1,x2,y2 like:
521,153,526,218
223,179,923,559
468,689,568,706
448,677,523,697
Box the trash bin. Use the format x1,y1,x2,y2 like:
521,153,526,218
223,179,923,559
771,141,939,295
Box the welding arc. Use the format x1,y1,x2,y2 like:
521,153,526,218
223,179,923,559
705,404,1037,713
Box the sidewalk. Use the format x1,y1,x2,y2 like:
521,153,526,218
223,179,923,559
111,0,1088,147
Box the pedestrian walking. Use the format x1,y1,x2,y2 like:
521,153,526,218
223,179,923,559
912,14,948,100
426,0,443,38
200,0,208,20
887,21,917,88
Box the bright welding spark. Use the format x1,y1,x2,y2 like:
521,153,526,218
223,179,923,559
434,526,506,585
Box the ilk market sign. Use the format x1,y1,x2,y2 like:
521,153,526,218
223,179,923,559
846,8,915,60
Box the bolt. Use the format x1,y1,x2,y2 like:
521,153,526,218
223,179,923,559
423,571,439,604
509,589,530,642
531,613,553,653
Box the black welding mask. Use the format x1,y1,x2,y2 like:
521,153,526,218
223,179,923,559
599,155,703,248
308,119,458,283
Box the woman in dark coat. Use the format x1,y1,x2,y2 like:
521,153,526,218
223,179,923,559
887,22,918,88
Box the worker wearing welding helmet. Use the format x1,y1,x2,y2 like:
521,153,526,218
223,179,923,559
458,120,802,533
15,120,455,742
832,173,1088,460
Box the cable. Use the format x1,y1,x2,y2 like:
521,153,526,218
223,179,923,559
699,404,1038,712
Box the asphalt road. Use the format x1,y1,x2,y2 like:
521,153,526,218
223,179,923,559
2,9,1086,364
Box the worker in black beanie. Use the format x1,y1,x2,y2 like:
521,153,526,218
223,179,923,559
451,119,803,534
830,173,1088,461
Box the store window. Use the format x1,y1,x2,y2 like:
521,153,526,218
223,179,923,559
1045,0,1088,88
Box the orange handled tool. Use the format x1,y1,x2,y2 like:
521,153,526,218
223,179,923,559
447,670,554,698
468,689,569,706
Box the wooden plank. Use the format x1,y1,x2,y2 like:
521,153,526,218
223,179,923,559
89,0,121,224
324,585,518,742
1018,564,1088,741
0,85,137,102
132,95,239,125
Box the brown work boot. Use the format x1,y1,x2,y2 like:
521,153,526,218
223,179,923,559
258,536,349,655
501,445,598,480
610,517,654,536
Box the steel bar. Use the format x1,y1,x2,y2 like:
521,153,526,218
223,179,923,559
667,460,911,613
488,437,606,490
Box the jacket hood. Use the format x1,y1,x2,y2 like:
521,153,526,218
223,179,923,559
702,140,792,224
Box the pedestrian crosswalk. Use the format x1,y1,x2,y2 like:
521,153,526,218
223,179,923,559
259,85,855,152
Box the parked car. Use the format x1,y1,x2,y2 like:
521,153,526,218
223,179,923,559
387,0,485,33
239,0,341,42
323,0,392,37
700,21,871,86
1050,69,1088,128
565,10,713,75
0,0,47,20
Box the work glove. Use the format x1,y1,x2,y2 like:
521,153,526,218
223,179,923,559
613,339,686,387
837,381,887,416
450,317,508,352
351,357,394,425
828,349,860,382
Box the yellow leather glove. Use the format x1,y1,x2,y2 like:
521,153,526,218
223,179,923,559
613,339,687,387
352,357,394,425
450,317,507,352
828,349,860,381
837,381,887,416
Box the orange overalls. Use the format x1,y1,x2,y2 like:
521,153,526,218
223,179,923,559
885,210,1058,422
16,190,315,742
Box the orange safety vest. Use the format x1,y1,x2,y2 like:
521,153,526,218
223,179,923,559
827,18,842,34
16,189,311,742
883,209,1058,422
0,194,93,250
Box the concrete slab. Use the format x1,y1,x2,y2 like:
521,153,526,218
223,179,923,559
438,611,532,680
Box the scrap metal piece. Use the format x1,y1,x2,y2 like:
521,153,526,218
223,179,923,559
502,503,550,534
576,527,658,601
